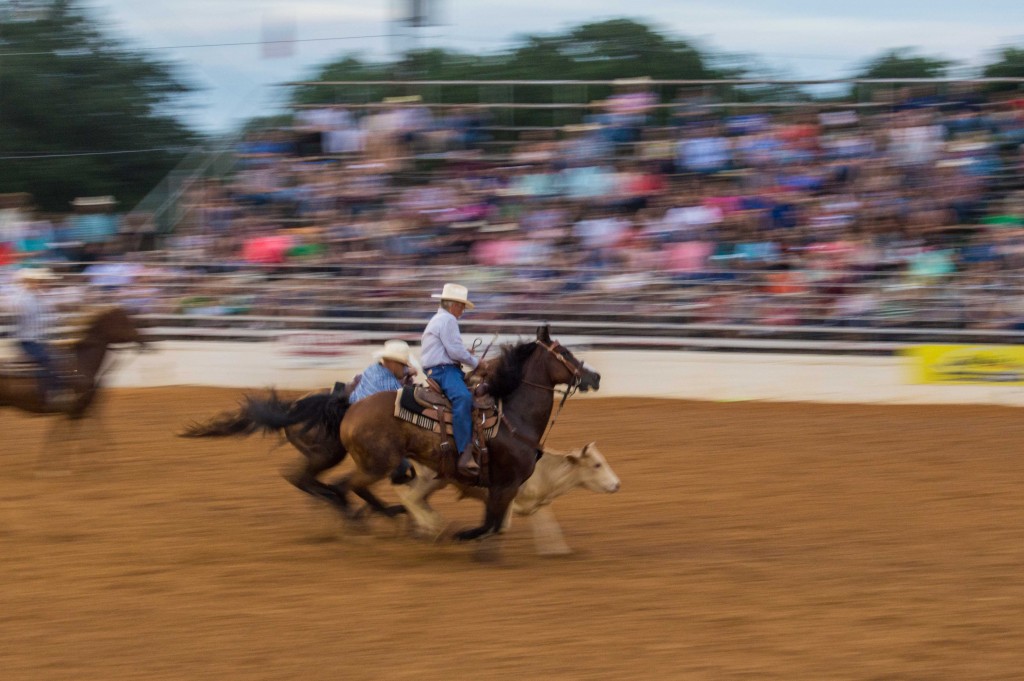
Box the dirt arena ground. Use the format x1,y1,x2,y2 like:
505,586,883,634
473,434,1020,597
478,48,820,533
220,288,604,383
2,387,1024,680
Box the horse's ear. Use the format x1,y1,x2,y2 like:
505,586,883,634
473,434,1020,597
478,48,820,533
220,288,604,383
536,324,551,343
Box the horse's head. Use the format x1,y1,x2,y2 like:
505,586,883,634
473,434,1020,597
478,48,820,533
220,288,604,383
565,442,620,493
535,325,601,393
87,306,147,350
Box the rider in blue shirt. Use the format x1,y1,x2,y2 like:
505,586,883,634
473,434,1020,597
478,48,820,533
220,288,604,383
421,283,479,476
348,340,418,404
346,339,419,483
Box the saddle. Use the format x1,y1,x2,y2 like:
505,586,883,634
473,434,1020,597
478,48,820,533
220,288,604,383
394,382,501,439
394,382,501,483
0,348,73,380
0,358,42,377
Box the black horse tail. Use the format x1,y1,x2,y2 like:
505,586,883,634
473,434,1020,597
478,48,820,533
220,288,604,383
180,390,346,439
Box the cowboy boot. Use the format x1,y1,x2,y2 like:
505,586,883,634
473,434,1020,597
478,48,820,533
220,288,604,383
457,446,480,477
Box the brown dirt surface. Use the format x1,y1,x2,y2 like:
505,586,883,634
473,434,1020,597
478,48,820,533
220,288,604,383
2,387,1024,680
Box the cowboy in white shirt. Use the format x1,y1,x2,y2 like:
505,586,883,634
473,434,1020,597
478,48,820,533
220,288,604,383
421,283,479,476
9,268,71,408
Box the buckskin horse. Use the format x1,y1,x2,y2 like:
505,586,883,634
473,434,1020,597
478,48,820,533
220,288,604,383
236,325,600,545
0,306,146,464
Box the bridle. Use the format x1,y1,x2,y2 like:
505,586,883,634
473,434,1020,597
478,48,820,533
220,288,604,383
520,339,584,394
503,339,586,449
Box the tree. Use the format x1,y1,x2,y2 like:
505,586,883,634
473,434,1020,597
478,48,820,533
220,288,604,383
855,48,954,79
982,46,1024,92
850,48,955,103
0,0,199,210
291,19,745,129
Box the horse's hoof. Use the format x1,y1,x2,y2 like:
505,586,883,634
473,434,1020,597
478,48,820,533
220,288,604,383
454,527,488,542
383,504,407,518
343,515,371,534
408,525,444,542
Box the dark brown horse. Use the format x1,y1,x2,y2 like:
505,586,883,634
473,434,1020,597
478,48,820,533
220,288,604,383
0,305,146,418
340,325,599,541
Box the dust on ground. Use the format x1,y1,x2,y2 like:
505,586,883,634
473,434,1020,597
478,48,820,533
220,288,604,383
2,388,1023,680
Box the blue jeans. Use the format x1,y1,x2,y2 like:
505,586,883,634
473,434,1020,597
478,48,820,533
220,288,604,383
426,364,472,453
19,340,62,397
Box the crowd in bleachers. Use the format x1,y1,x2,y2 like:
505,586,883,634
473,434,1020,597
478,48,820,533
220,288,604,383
4,82,1024,333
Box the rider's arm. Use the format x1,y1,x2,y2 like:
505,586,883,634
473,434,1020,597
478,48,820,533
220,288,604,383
437,314,479,369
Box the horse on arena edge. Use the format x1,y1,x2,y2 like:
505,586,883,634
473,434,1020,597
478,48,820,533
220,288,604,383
204,325,600,543
1,307,148,471
0,306,147,463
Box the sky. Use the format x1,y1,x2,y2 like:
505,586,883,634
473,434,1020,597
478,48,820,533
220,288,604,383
84,0,1024,133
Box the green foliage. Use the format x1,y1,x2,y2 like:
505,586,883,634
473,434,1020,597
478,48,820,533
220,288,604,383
855,47,953,79
850,48,955,102
984,47,1024,77
982,46,1024,93
290,19,747,129
0,0,198,210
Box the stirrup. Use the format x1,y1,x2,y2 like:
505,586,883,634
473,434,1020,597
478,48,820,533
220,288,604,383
48,392,75,409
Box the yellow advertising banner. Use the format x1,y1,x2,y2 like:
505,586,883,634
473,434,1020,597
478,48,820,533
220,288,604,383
907,345,1024,385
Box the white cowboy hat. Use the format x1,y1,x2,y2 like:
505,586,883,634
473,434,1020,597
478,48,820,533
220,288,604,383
373,339,419,370
431,283,475,309
15,267,59,282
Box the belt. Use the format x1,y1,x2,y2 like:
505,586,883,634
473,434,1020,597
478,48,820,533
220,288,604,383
425,364,458,372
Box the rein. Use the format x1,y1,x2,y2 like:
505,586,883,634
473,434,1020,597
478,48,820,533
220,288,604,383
466,333,499,383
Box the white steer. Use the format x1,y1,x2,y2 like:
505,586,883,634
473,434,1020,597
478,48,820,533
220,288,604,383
399,442,620,555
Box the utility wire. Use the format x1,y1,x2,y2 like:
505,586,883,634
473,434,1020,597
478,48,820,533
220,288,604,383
0,147,186,160
0,33,392,58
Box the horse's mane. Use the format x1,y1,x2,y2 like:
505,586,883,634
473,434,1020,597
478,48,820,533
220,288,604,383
66,305,124,343
82,305,122,325
484,341,538,399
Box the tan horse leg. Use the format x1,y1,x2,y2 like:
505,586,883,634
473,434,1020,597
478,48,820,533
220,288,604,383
395,466,448,537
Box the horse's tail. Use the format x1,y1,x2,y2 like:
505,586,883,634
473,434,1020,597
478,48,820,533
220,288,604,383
179,390,346,439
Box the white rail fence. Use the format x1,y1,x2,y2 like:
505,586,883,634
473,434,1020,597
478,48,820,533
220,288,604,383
92,340,1024,407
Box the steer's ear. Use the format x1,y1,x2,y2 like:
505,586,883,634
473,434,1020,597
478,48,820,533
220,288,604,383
582,441,596,456
565,450,582,465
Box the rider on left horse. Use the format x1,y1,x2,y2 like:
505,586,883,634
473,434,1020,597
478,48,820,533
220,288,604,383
10,268,72,409
346,339,420,483
347,339,420,403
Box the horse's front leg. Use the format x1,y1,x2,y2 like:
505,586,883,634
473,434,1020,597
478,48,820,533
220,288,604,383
37,416,76,475
455,483,517,541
